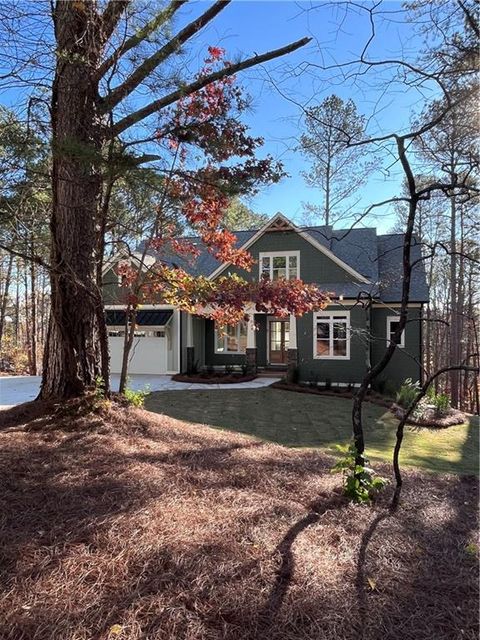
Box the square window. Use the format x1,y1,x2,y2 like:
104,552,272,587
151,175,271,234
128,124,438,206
259,252,299,281
215,322,247,354
314,312,350,359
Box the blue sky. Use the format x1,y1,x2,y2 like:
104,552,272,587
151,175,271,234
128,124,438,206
1,1,435,233
187,1,433,232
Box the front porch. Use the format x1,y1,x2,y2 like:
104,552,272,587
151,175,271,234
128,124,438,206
184,312,299,379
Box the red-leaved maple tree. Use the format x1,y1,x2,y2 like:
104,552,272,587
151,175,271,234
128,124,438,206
116,48,328,390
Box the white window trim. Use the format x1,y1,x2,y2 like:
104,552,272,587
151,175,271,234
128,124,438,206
313,310,351,360
258,250,300,281
214,321,247,354
386,315,405,348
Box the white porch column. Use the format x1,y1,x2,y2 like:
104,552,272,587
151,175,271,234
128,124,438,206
185,312,195,373
245,308,257,371
286,314,298,382
186,312,194,348
247,318,256,349
289,314,297,349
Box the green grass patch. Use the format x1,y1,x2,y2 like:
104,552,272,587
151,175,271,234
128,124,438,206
145,388,479,475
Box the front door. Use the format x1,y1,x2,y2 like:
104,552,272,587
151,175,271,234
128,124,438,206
268,319,290,365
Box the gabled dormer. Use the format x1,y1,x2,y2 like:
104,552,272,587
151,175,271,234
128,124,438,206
208,212,371,286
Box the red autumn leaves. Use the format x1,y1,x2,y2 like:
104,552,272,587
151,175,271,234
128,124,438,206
119,47,328,323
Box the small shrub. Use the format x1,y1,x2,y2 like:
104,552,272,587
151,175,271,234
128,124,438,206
433,392,450,414
123,385,150,407
396,377,420,409
94,375,106,399
465,542,478,557
224,364,234,375
331,442,387,504
325,378,332,391
241,358,255,376
426,385,436,402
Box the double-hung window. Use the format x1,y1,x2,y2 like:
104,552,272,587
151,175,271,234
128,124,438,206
259,251,299,281
386,316,405,348
215,322,248,354
314,311,350,359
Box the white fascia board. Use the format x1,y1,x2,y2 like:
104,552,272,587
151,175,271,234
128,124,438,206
101,250,155,277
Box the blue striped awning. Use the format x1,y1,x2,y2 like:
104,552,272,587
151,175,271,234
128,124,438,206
105,309,173,326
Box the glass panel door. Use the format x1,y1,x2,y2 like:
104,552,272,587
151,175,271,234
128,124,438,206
268,320,290,364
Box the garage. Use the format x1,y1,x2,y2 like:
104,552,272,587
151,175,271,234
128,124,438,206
106,309,174,375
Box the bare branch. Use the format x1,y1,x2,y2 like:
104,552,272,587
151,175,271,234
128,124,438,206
97,0,187,80
100,0,230,112
108,36,312,138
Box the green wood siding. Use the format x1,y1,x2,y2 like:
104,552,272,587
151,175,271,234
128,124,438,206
219,231,361,284
297,306,368,383
371,307,422,390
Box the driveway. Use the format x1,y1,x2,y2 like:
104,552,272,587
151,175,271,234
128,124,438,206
0,374,277,408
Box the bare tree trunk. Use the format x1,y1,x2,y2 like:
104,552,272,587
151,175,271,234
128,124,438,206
24,263,32,374
0,251,14,349
39,2,105,399
119,305,137,394
14,263,19,343
325,160,330,226
352,138,418,465
449,195,460,407
30,241,37,375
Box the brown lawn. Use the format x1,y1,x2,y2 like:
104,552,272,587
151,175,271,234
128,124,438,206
0,398,478,640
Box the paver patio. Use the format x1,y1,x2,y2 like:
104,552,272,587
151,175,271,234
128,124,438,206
145,387,479,475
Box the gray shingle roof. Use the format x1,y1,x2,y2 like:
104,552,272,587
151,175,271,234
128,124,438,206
137,222,429,303
377,234,429,302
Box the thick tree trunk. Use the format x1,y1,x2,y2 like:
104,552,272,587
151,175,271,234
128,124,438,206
39,2,106,399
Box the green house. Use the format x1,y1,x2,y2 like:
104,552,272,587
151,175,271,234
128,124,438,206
102,213,428,389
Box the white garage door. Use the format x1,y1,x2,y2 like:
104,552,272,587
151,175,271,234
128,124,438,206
109,332,168,375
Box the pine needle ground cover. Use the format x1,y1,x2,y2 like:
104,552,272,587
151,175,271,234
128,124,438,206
0,399,478,640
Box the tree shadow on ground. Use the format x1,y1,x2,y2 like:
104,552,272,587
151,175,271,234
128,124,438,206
0,401,478,640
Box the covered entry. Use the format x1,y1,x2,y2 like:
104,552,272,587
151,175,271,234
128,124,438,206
268,318,290,365
106,309,173,375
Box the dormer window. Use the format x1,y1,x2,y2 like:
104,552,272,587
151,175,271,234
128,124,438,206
259,251,300,281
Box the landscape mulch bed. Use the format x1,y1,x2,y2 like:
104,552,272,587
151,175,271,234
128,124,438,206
172,373,257,384
392,404,467,428
271,380,393,409
0,398,478,640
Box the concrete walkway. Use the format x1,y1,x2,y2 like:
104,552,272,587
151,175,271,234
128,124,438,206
0,374,278,408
